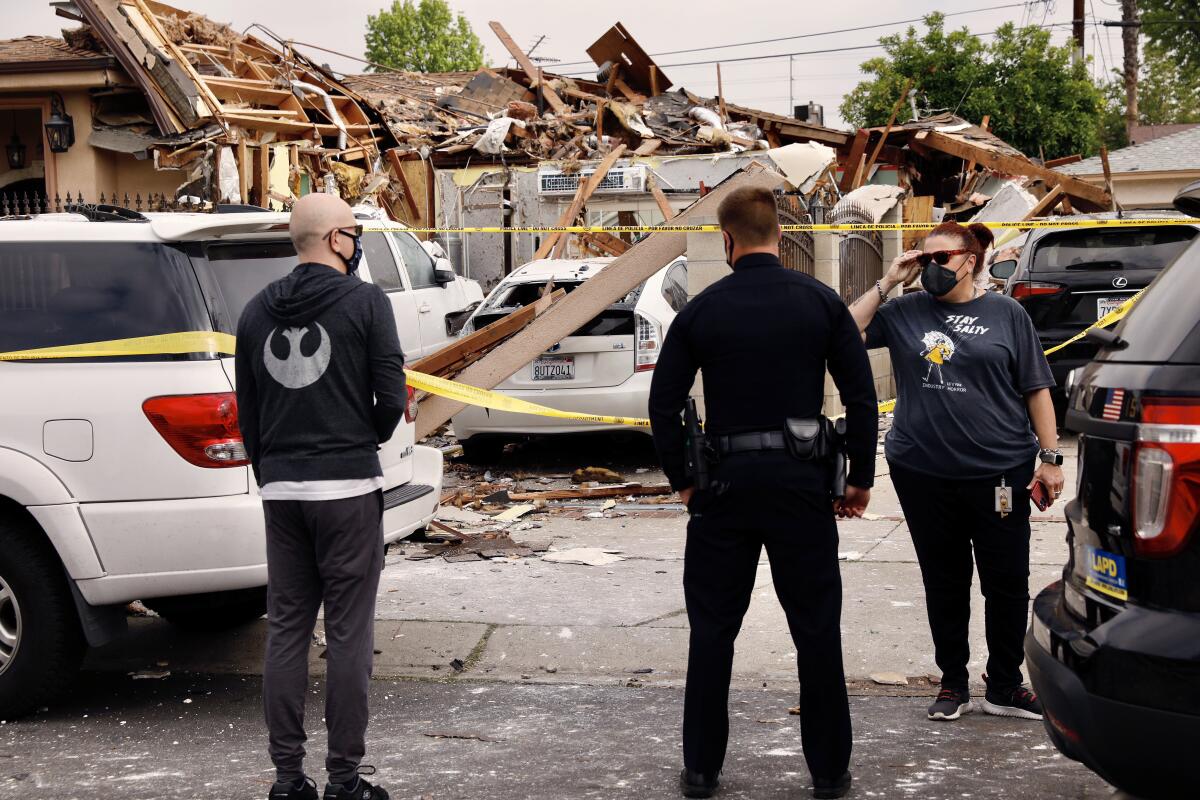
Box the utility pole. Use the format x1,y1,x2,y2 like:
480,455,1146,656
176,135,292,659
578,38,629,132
1072,0,1086,65
1121,0,1140,141
788,56,793,115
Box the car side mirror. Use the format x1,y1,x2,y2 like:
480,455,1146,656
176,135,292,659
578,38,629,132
434,268,455,286
1174,179,1200,216
990,259,1017,280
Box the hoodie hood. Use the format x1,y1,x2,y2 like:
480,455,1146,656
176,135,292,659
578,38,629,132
261,262,364,326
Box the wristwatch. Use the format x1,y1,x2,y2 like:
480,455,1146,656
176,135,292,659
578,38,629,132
1039,448,1064,466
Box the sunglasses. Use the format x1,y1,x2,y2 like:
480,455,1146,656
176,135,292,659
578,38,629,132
324,224,364,241
915,249,970,267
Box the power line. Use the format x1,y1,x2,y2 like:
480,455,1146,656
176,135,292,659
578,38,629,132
547,1,1036,69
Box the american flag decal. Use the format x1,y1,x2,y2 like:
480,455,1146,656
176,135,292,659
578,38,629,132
1102,388,1125,421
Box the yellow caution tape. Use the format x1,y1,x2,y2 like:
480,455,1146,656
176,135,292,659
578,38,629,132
367,217,1199,235
1042,287,1145,356
0,331,237,361
406,370,650,427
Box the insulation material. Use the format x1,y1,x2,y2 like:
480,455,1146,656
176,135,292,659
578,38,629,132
217,145,239,202
475,117,517,155
766,142,836,192
836,184,905,222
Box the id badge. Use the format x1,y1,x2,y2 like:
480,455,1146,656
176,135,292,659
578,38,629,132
994,477,1012,517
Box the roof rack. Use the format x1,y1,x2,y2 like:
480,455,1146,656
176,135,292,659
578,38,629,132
65,203,150,223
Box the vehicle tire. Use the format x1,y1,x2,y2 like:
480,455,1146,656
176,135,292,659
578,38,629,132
0,513,86,718
461,436,505,465
144,587,267,632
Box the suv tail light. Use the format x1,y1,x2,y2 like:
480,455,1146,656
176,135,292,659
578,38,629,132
1132,397,1200,557
635,313,661,373
1011,281,1066,301
142,393,249,468
405,385,418,423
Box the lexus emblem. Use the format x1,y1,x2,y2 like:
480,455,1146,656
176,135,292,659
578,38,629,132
1113,276,1129,288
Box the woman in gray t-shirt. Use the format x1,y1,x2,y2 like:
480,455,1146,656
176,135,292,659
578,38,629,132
849,220,1062,724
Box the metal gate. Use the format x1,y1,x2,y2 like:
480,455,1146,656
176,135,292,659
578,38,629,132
832,201,883,303
775,192,814,276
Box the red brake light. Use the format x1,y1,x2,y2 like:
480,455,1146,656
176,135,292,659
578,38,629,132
404,384,418,423
1011,281,1065,301
1132,397,1200,558
142,393,249,468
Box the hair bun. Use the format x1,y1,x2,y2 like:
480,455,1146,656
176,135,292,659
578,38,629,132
967,222,995,250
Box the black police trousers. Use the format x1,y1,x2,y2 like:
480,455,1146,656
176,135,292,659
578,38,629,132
683,457,851,781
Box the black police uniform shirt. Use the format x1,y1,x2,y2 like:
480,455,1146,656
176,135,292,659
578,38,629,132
865,289,1054,480
648,252,878,493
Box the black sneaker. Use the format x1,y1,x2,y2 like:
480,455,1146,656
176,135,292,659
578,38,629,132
679,768,720,798
269,777,317,800
927,686,972,721
323,776,389,800
982,684,1043,720
812,771,852,799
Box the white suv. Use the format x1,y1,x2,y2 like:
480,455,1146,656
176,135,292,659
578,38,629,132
0,205,447,717
452,256,688,462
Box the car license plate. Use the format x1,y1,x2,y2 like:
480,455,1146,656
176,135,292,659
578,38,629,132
1097,296,1127,319
532,356,574,381
1084,545,1128,601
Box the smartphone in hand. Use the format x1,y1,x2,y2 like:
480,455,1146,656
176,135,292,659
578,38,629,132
1031,480,1052,512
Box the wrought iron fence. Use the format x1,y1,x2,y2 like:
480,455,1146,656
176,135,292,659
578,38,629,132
775,191,815,276
0,190,212,217
832,200,883,303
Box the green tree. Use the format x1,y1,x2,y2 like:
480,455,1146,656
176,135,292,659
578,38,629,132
840,14,1105,159
1139,0,1200,83
1099,48,1200,149
365,0,485,72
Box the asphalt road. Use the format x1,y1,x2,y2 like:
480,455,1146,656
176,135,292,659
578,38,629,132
0,672,1114,800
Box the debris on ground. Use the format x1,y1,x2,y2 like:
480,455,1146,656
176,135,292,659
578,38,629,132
870,672,911,687
422,732,499,742
129,669,171,680
572,467,625,484
408,525,549,563
541,548,625,566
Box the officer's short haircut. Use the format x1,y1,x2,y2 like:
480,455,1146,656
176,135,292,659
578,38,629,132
717,187,781,246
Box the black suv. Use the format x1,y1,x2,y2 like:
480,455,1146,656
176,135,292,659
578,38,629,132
992,212,1198,419
1025,183,1200,799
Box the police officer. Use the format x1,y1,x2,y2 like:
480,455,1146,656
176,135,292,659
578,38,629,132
649,186,879,800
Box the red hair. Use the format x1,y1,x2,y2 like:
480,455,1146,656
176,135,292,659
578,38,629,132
927,221,995,275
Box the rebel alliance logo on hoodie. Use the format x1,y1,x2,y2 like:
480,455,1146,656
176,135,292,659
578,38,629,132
263,324,331,389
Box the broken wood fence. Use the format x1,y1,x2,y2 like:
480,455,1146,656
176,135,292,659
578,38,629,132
832,200,883,303
0,191,214,216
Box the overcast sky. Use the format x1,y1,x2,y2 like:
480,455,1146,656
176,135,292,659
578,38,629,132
2,0,1131,129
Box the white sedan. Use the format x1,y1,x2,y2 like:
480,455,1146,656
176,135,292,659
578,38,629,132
452,256,688,462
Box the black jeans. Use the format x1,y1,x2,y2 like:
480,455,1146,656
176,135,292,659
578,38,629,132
889,460,1034,692
262,490,385,785
683,454,851,781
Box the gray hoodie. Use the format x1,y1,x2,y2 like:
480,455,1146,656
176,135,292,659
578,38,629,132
235,262,406,486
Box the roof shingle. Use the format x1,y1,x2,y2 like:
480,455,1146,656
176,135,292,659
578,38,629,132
1062,125,1200,175
0,35,108,68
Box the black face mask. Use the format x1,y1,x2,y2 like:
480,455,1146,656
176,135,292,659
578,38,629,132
339,232,363,275
920,262,960,296
724,233,735,268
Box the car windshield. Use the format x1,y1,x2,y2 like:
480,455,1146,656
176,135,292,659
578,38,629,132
1032,226,1197,271
1104,238,1200,364
0,241,212,360
196,240,299,334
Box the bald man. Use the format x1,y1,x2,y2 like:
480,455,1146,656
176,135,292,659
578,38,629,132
236,193,404,800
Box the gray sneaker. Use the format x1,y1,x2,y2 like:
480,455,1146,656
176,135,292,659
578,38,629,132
927,686,973,720
981,685,1043,720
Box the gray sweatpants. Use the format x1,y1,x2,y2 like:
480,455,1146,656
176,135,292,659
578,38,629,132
262,490,384,785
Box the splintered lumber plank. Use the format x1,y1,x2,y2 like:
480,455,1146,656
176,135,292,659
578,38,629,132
257,143,270,208
409,288,566,378
508,484,672,501
1045,154,1082,168
415,164,787,438
716,63,727,124
1100,146,1117,210
204,77,295,105
634,139,662,156
236,134,250,204
385,148,421,219
613,78,647,105
647,174,675,221
839,129,870,192
1021,184,1065,220
536,144,628,260
220,113,375,136
489,21,567,114
578,231,630,256
861,78,912,183
916,130,1111,210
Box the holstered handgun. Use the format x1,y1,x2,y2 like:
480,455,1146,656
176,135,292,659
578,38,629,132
683,398,712,492
828,417,849,501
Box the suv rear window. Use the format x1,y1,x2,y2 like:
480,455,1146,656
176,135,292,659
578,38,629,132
0,242,211,359
195,240,298,334
1032,226,1197,272
1102,238,1200,364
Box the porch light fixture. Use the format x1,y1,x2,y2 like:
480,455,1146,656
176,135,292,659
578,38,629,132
5,112,25,170
43,93,75,154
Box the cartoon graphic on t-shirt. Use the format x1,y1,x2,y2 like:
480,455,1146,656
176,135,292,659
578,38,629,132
919,331,956,384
